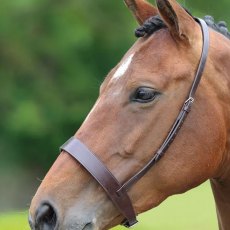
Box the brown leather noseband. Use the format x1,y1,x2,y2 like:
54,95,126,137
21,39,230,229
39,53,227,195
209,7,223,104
60,18,210,227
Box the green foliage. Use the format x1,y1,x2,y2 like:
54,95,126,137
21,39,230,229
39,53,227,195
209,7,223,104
0,0,135,169
0,182,217,229
0,0,230,169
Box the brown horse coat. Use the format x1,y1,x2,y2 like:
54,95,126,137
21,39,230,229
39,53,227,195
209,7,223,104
29,0,230,229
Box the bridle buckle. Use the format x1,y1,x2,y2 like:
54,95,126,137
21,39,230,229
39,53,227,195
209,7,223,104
122,219,138,228
183,97,194,112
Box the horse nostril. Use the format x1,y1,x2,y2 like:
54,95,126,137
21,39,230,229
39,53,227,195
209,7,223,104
35,203,57,230
28,214,34,229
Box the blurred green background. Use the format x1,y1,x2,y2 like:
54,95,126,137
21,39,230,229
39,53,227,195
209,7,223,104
0,0,229,229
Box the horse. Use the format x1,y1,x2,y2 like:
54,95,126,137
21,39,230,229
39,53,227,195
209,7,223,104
29,0,230,229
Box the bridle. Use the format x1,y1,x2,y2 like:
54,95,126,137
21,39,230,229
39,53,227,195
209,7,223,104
61,18,209,228
60,18,210,228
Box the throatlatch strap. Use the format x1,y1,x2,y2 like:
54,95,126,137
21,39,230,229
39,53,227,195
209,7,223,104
117,18,210,192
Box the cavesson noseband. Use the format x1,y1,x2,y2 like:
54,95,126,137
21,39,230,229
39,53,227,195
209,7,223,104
60,18,210,227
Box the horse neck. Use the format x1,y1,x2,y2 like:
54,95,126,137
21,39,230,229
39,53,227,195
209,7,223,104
208,33,230,230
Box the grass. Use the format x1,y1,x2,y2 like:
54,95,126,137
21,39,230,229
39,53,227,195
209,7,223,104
0,211,30,230
0,182,218,230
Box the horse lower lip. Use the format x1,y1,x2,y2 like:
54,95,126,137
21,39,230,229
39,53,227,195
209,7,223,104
82,223,94,230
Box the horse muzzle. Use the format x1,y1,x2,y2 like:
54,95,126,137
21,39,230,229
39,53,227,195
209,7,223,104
29,201,97,230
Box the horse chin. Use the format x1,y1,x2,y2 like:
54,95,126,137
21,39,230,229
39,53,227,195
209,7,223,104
100,215,124,230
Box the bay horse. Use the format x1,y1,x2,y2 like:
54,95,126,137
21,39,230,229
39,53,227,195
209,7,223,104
29,0,230,229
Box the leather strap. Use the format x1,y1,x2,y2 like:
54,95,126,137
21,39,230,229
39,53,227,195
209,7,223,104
60,137,138,227
60,18,209,227
117,18,210,192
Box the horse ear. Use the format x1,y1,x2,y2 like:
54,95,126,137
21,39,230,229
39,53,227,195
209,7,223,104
156,0,197,42
124,0,158,25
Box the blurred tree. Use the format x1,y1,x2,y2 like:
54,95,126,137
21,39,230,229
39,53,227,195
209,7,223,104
0,0,229,170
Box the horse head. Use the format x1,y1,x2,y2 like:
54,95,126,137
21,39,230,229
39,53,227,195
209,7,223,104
29,0,230,229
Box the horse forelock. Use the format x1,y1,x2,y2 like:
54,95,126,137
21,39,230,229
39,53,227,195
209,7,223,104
136,14,230,40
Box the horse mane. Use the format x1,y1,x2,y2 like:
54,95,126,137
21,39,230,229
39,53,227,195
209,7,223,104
135,14,230,40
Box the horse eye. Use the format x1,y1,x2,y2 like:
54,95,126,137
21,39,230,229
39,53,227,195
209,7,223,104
132,87,159,103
